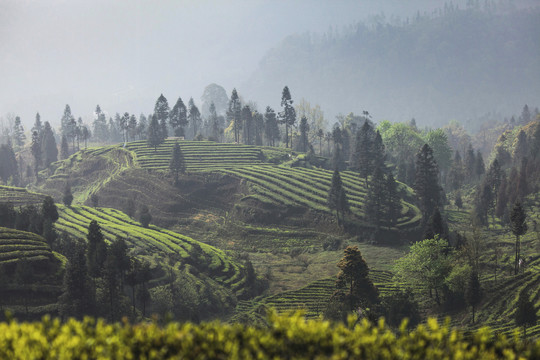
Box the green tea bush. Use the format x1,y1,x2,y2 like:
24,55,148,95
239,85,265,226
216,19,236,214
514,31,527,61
0,311,538,359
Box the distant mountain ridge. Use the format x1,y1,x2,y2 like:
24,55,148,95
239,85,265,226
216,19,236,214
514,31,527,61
243,6,540,129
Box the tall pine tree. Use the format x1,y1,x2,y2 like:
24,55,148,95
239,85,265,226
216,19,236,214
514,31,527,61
169,141,185,185
170,97,188,137
154,94,170,139
414,144,442,224
227,89,242,143
328,169,349,227
354,120,375,186
147,115,163,151
279,86,296,148
510,201,527,275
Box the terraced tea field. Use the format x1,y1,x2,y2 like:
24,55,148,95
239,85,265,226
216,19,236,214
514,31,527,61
124,140,265,172
220,165,421,230
0,186,248,297
0,186,44,206
55,205,246,294
0,227,57,265
234,270,398,321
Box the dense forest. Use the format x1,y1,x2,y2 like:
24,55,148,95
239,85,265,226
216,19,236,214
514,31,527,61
245,4,540,129
1,1,540,358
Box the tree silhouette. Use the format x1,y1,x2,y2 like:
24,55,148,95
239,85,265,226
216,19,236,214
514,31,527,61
515,289,537,339
147,115,163,151
510,201,527,275
169,141,185,185
279,86,296,148
328,169,349,227
415,144,442,224
465,271,482,323
63,183,73,206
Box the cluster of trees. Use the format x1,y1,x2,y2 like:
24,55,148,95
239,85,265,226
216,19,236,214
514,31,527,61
327,118,420,230
0,196,59,246
58,221,152,322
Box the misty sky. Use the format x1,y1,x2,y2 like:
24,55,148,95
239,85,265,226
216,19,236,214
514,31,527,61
1,0,467,128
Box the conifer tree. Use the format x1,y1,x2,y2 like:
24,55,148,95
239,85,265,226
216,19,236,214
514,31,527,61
128,114,137,141
414,144,442,224
120,112,130,145
424,207,448,241
372,130,386,170
474,181,493,227
513,130,528,164
208,102,221,140
154,94,170,139
188,98,202,139
227,89,242,143
12,116,26,149
448,151,464,191
464,144,476,181
465,270,482,323
60,104,74,139
31,131,42,178
87,220,107,278
515,288,537,339
241,105,253,144
317,129,324,155
137,114,147,140
93,105,108,142
102,247,127,322
63,182,73,206
354,120,375,186
147,116,163,151
365,165,386,230
507,166,519,206
169,97,188,137
516,157,528,200
331,127,344,170
279,86,296,148
475,150,485,179
328,169,348,227
31,112,43,135
0,142,19,185
41,122,58,167
299,116,309,152
486,159,502,204
169,141,185,185
60,135,69,160
385,173,401,227
253,110,264,146
59,243,95,319
41,196,59,223
495,174,508,219
510,201,527,275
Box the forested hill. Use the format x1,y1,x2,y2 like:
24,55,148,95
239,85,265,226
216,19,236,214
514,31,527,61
244,6,540,129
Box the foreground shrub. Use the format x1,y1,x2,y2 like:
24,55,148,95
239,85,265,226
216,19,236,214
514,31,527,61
0,311,538,359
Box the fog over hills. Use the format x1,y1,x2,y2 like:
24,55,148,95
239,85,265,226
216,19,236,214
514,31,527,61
1,0,538,130
243,4,540,129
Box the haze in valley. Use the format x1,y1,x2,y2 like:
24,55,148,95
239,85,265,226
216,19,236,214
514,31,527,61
1,0,538,130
